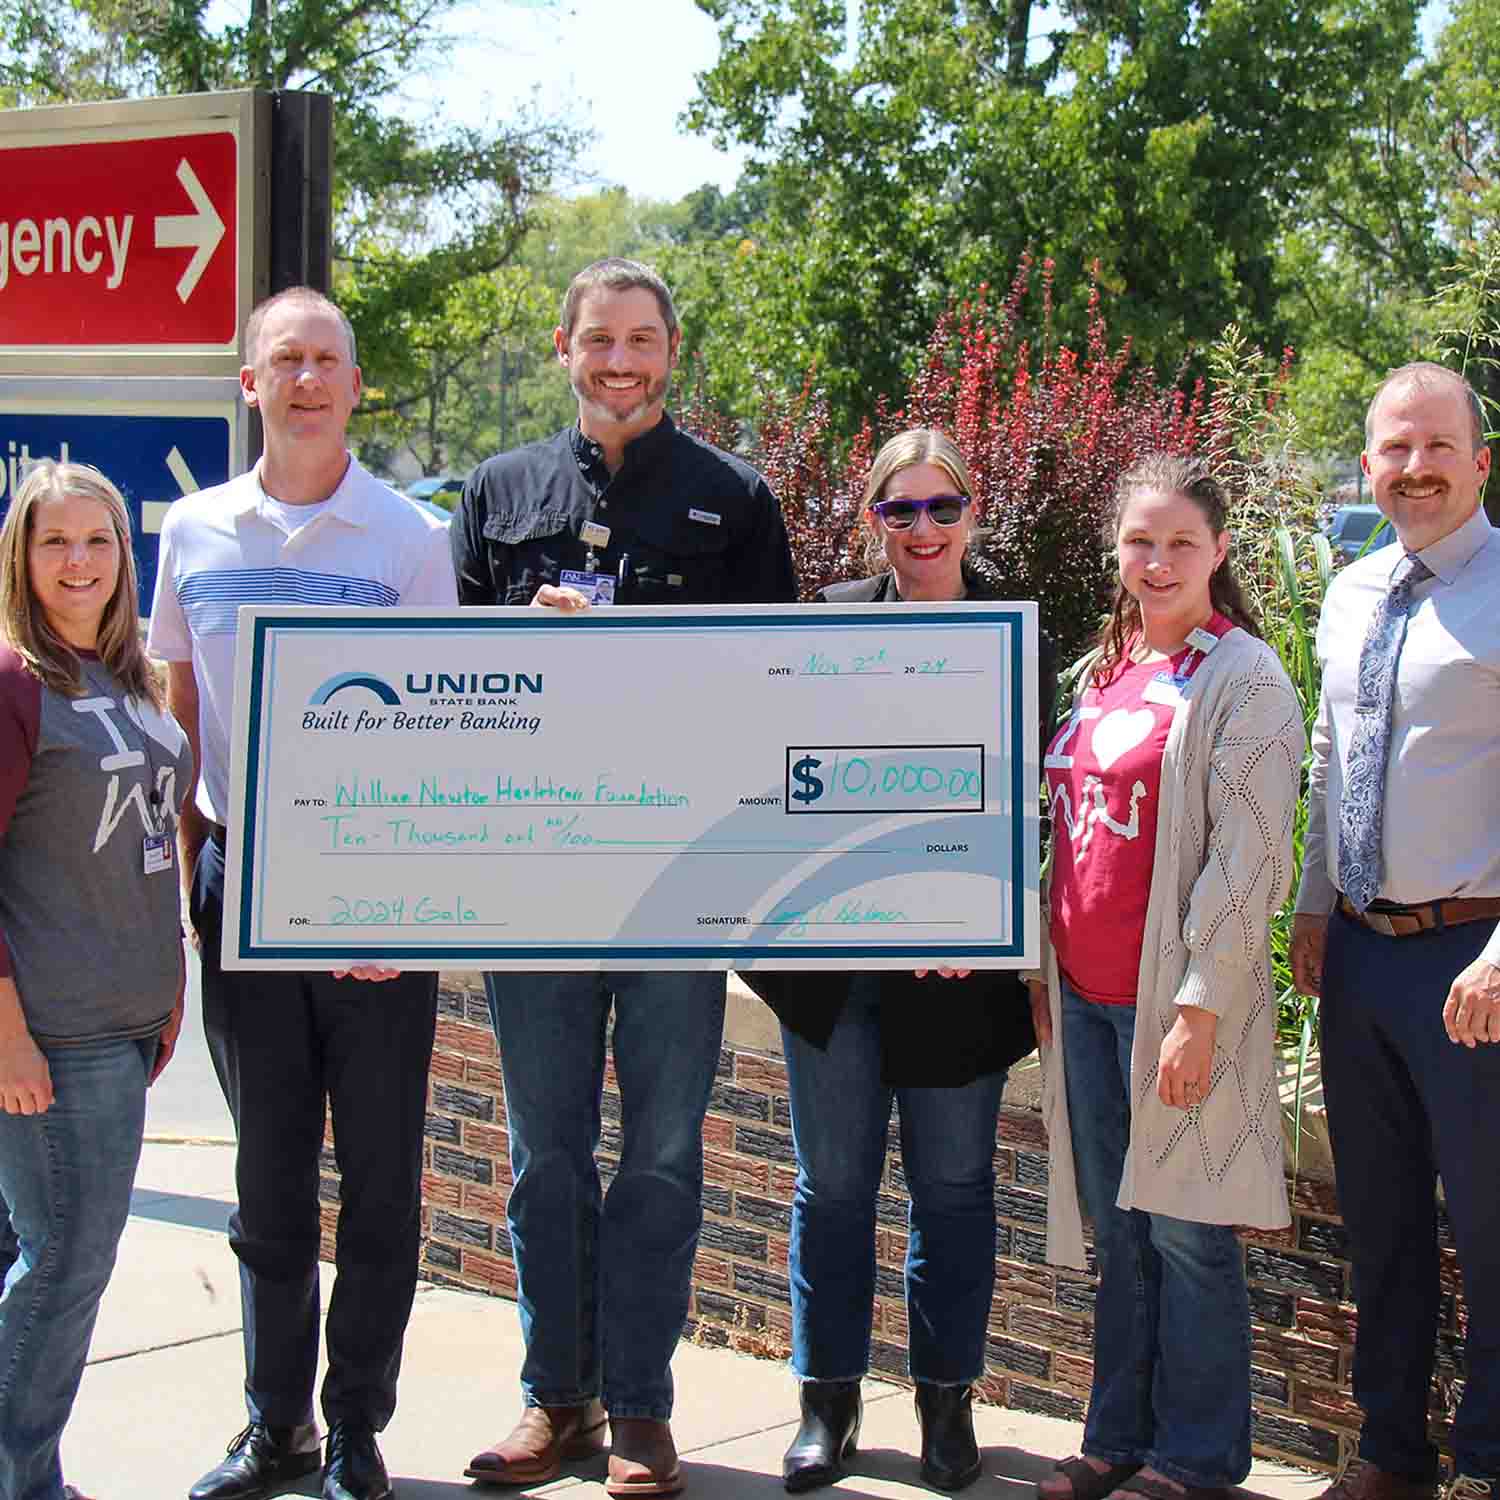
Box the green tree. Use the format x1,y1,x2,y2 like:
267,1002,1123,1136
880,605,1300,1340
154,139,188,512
1275,0,1500,462
686,0,1418,431
452,186,694,461
0,0,584,474
363,182,777,471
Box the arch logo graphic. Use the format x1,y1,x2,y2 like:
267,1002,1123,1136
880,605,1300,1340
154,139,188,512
309,671,402,707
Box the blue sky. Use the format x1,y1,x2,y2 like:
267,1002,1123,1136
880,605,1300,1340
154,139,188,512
415,0,759,203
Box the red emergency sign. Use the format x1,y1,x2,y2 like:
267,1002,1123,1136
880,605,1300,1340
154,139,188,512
0,129,237,347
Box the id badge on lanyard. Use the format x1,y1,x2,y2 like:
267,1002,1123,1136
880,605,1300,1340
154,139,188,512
560,568,616,605
143,789,173,874
1142,624,1219,707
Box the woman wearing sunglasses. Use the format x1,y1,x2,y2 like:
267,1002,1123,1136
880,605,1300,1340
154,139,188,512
1035,454,1301,1500
747,428,1054,1493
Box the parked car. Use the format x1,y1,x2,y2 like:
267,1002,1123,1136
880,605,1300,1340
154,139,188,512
404,474,467,512
404,494,452,523
1325,503,1396,562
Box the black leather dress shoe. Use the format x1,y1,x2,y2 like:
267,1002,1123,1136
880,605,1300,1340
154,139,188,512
915,1382,981,1492
323,1422,392,1500
188,1422,322,1500
782,1379,863,1493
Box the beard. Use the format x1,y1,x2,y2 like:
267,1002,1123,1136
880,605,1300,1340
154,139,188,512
571,367,673,428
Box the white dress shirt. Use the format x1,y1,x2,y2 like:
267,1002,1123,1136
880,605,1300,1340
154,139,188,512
1296,505,1500,965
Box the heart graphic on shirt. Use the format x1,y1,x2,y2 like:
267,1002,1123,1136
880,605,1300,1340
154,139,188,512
121,695,187,756
1090,708,1155,771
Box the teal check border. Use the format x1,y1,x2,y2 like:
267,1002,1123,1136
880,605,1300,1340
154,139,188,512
237,608,1034,963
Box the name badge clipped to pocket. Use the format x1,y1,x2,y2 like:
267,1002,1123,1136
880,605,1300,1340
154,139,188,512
143,832,174,875
559,568,616,606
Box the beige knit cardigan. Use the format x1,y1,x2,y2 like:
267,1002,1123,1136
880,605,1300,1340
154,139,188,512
1040,628,1305,1270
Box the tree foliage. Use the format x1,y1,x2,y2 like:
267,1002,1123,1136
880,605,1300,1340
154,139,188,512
685,0,1415,430
0,0,584,473
1276,0,1500,458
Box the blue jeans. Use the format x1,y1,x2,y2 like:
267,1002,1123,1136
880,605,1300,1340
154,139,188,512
1321,909,1500,1482
486,971,726,1419
1061,982,1251,1489
0,1036,152,1500
782,986,1004,1384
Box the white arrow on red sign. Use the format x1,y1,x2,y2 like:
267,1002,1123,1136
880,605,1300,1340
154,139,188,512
154,159,226,304
0,124,239,347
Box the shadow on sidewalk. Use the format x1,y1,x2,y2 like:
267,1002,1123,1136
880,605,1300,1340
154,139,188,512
129,1186,235,1232
375,1445,1059,1498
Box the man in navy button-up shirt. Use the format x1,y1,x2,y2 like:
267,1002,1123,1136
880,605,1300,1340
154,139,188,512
453,259,795,1496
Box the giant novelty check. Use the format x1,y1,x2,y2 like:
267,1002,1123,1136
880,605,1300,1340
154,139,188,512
222,603,1040,970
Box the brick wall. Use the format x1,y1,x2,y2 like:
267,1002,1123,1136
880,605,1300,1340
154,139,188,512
318,973,1468,1476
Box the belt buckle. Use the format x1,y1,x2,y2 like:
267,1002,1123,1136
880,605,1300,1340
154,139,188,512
1364,910,1398,937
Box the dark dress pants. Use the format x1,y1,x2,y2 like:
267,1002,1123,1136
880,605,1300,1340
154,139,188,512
193,831,437,1430
1320,908,1500,1482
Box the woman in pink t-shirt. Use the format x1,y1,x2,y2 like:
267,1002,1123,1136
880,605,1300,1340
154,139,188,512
1035,455,1301,1500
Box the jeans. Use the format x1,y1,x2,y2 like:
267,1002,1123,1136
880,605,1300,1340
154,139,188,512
782,984,1003,1384
194,832,437,1430
1321,909,1500,1482
0,1036,152,1500
486,970,726,1419
1061,981,1251,1489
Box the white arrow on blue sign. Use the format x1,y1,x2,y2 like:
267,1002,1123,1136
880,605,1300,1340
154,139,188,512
0,381,244,614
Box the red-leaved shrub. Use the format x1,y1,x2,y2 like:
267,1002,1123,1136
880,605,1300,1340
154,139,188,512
681,256,1285,664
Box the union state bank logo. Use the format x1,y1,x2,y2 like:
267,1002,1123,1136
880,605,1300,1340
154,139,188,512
310,671,402,706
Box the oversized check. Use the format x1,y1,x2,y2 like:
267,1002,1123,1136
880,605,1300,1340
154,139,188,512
222,602,1040,970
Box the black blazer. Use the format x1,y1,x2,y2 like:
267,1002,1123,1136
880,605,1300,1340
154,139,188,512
741,557,1057,1087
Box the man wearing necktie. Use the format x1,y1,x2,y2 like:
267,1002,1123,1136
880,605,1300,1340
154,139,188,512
1292,363,1499,1500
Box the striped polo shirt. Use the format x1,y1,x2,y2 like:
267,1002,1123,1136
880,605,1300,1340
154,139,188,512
147,456,457,824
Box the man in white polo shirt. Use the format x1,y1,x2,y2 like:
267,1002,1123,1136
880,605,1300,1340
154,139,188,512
148,287,456,1500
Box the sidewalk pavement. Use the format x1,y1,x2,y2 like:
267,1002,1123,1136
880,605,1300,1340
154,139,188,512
63,1138,1330,1500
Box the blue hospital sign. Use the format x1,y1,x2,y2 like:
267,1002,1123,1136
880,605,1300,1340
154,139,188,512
0,410,234,614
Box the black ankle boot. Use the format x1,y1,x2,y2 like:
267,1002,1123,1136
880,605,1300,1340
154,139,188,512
915,1382,981,1492
782,1379,862,1493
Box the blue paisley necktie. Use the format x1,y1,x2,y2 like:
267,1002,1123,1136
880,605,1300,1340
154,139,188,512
1338,552,1433,911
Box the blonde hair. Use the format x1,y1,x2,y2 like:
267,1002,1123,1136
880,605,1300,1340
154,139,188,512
0,460,162,705
860,428,976,575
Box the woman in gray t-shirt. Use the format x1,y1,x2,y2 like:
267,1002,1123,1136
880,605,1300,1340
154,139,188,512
0,460,190,1500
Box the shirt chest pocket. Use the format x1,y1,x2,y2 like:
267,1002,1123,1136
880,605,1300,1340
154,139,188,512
481,507,581,604
624,508,732,604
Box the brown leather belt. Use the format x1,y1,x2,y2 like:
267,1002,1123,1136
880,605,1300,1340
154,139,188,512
1338,894,1500,938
